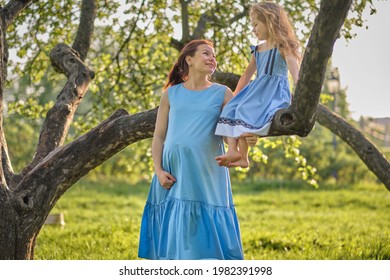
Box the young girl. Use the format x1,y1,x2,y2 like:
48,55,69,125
215,1,301,168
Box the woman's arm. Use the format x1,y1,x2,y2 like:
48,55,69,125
152,90,176,189
233,55,257,96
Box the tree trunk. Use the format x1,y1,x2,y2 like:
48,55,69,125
0,0,99,259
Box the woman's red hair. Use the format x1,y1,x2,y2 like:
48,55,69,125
163,39,214,90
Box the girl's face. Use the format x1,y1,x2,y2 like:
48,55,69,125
186,44,217,75
251,15,269,41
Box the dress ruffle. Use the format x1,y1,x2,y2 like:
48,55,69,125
138,197,243,260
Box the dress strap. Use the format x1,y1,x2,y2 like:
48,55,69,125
250,45,258,54
265,48,277,75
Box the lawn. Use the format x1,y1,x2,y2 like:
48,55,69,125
35,177,390,260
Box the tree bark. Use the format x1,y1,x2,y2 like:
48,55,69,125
72,0,97,62
2,0,38,29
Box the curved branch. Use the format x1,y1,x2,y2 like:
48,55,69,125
72,0,97,62
269,0,353,137
317,104,390,191
21,44,94,177
15,108,157,211
1,0,38,29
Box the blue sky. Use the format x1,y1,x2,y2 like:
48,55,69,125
332,0,390,119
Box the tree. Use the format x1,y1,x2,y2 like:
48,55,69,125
0,0,389,259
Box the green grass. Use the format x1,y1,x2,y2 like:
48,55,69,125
35,178,390,260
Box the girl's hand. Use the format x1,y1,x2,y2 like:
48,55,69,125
241,133,259,147
156,170,176,190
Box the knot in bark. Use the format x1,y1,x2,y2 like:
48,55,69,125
50,43,94,79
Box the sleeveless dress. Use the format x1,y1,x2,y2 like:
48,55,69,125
138,83,244,260
215,46,291,137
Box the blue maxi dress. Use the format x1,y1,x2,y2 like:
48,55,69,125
215,46,291,137
138,83,244,260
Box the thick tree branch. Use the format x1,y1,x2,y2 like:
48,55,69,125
269,0,353,137
15,108,157,212
180,0,190,41
21,44,94,177
72,0,97,62
1,0,38,29
191,13,212,40
316,104,390,191
21,1,98,176
212,70,240,91
171,38,184,52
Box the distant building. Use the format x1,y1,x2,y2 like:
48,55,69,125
359,117,390,147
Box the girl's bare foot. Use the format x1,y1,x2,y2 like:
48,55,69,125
228,158,249,168
215,150,242,166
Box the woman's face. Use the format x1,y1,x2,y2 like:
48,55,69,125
186,44,217,75
251,15,269,41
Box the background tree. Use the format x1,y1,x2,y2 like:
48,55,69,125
0,0,389,259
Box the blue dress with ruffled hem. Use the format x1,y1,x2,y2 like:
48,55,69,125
138,83,244,260
215,46,291,137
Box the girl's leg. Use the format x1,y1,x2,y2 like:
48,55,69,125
215,137,241,166
229,136,249,168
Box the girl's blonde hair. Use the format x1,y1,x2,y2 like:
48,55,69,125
250,1,300,61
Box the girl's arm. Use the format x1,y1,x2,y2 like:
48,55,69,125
233,55,257,96
152,90,176,189
285,54,300,86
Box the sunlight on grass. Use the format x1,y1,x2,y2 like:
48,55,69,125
35,178,390,260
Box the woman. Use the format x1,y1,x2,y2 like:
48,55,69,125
138,40,245,260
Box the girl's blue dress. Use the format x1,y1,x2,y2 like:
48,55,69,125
215,46,291,137
138,83,244,260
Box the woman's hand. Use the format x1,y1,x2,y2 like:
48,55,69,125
241,133,259,147
156,170,176,190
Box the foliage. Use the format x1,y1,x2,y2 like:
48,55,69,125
4,119,38,172
232,136,319,187
35,178,390,260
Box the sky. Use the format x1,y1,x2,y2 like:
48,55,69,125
332,0,390,120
